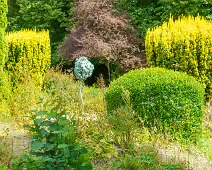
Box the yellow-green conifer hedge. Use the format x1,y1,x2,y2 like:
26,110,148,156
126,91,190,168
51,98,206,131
6,30,51,87
0,0,10,116
0,0,8,68
145,15,212,99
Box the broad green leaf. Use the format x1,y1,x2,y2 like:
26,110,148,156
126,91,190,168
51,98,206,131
35,118,43,125
39,128,48,137
45,143,56,151
47,111,57,119
113,162,122,169
57,167,65,170
40,121,51,127
52,130,63,134
58,144,68,148
64,150,70,156
73,144,81,151
37,111,47,116
31,140,45,150
47,134,58,142
80,148,88,155
48,124,58,131
71,151,79,161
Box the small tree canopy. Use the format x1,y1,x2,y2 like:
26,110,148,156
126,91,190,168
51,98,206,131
60,0,146,73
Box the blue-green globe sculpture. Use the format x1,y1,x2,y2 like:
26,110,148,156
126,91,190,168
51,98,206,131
74,57,94,80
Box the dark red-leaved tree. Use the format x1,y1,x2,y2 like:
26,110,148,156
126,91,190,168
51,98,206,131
60,0,146,73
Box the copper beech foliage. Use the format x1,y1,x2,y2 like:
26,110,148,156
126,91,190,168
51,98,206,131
60,0,146,72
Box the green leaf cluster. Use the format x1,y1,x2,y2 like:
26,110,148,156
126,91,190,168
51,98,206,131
105,68,205,142
7,0,77,66
14,103,93,170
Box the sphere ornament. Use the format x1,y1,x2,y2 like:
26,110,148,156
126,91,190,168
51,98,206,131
74,57,94,80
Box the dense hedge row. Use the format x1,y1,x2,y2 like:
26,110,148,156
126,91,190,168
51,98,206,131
7,0,77,66
0,0,10,115
145,15,212,99
0,0,8,67
6,30,51,88
105,68,205,141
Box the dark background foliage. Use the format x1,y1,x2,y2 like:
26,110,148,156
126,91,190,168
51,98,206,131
113,0,212,40
7,0,77,66
7,0,212,66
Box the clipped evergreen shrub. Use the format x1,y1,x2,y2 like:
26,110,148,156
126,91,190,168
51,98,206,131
0,0,8,67
7,0,77,66
105,68,205,141
145,15,212,99
0,0,10,116
6,30,51,88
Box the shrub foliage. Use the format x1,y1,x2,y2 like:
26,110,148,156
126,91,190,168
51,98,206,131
7,0,77,65
14,104,93,169
0,0,10,115
105,68,205,141
113,0,212,40
0,0,8,68
6,30,51,88
145,15,212,99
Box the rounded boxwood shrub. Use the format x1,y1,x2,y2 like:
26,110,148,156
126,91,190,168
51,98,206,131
105,68,205,141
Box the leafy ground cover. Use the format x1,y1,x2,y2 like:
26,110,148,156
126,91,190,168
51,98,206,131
0,70,211,169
